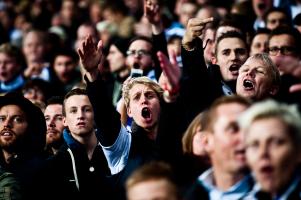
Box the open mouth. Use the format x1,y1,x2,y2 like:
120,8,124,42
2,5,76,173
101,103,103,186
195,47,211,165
0,130,13,136
229,64,240,73
243,79,254,89
141,107,151,119
260,165,274,176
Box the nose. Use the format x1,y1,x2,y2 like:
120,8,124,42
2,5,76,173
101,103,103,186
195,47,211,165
47,118,55,128
247,69,256,78
3,118,12,128
140,95,148,105
77,110,85,119
258,143,269,159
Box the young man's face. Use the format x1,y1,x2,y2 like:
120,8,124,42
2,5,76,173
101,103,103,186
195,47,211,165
266,11,288,30
107,45,126,73
250,33,269,56
127,84,161,131
213,37,248,82
63,95,94,139
0,105,28,150
245,117,298,193
44,104,64,146
53,55,77,83
0,53,21,83
127,179,178,200
205,103,248,174
126,40,153,72
22,32,45,63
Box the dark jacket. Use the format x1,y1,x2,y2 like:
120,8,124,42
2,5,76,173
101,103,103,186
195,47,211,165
45,129,113,200
0,93,47,200
86,74,185,199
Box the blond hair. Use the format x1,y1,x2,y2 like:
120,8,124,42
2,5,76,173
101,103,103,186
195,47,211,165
122,76,163,108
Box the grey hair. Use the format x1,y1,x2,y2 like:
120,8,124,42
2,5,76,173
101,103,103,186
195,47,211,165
248,53,281,87
239,99,301,148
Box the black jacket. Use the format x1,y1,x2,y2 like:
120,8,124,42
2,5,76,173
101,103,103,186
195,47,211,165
45,130,112,200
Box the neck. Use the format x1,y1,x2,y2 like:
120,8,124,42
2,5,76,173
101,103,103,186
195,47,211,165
145,124,158,140
71,131,98,160
212,166,246,191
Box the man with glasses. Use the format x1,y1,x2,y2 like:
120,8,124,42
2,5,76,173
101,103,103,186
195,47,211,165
267,26,301,106
126,36,158,81
267,26,301,75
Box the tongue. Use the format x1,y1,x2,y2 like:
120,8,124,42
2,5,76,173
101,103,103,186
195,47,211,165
142,108,150,118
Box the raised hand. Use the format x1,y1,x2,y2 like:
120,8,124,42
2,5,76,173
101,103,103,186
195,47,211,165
144,0,162,34
182,17,214,50
157,51,181,102
272,56,301,93
77,35,103,81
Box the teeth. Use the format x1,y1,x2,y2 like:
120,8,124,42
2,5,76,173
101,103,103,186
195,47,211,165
243,80,254,88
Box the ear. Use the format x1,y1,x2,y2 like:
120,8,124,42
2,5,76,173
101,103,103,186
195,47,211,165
203,132,214,153
211,57,217,64
63,117,67,127
269,85,279,96
127,107,133,118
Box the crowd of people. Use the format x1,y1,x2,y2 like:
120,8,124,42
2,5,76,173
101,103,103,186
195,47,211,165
1,0,301,199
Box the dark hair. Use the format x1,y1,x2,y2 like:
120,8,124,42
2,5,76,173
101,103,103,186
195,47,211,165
263,7,292,27
22,78,54,102
215,30,248,55
0,43,26,67
46,96,64,106
0,92,46,153
51,48,79,67
268,26,301,55
128,36,153,50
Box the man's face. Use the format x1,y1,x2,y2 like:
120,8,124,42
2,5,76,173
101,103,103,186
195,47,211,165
266,11,288,30
126,40,153,72
53,55,77,83
250,33,269,56
63,95,94,139
213,37,248,81
0,53,21,82
245,117,298,193
0,105,28,151
22,32,45,63
206,103,248,174
127,179,177,200
252,0,273,18
127,84,161,131
44,104,64,147
268,34,298,75
236,57,276,100
75,25,97,51
179,2,198,27
107,45,126,73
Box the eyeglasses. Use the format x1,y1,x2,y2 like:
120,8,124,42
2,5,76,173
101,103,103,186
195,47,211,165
268,46,296,56
126,50,151,57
